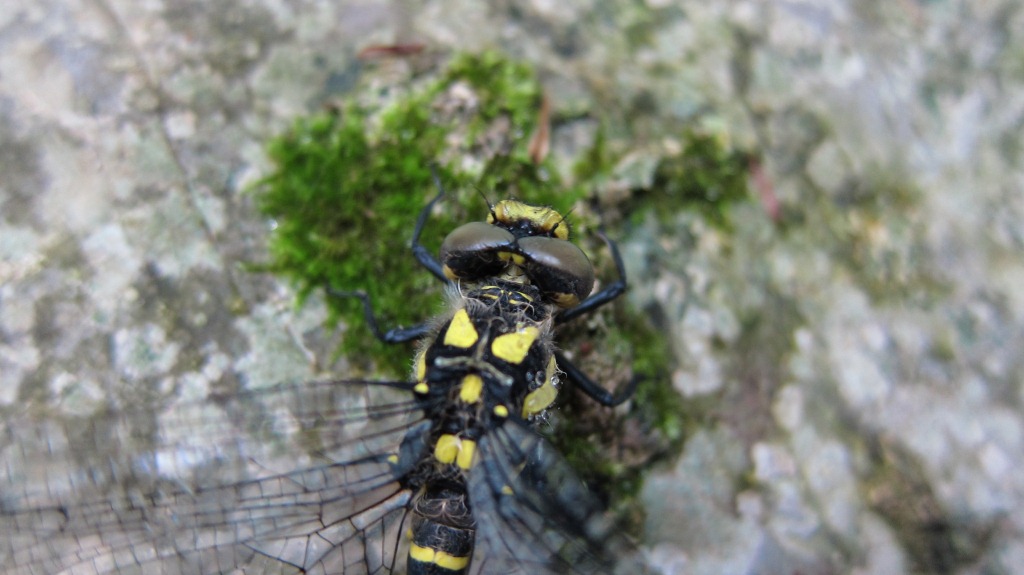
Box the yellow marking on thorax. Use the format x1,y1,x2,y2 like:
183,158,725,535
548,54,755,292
409,543,471,571
444,309,478,348
480,285,533,303
413,353,429,394
434,434,478,470
459,374,483,404
457,439,477,470
522,356,559,417
414,351,427,382
490,326,540,364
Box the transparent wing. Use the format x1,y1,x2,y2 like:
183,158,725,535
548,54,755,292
468,419,652,575
1,379,425,575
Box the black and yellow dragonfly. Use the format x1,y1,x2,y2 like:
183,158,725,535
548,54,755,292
1,173,650,575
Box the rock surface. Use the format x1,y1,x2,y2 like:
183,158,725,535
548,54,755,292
2,1,1021,573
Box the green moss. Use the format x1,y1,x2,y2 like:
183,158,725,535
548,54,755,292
549,294,693,532
254,51,683,525
644,130,752,229
572,123,612,183
256,107,440,373
254,52,594,374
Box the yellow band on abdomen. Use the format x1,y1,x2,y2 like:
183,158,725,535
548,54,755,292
409,543,471,571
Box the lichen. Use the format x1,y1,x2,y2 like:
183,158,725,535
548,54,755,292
862,437,996,572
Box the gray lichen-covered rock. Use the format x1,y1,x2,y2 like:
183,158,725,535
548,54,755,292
2,1,1022,574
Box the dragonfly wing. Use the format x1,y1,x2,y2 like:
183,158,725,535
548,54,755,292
1,379,423,575
468,419,651,575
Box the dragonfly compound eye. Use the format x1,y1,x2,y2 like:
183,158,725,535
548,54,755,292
441,200,594,307
517,236,595,308
440,221,516,281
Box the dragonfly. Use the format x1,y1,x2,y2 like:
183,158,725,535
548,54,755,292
1,173,651,575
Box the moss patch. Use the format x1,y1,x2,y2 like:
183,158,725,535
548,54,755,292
549,293,695,531
254,50,693,531
254,52,590,375
643,130,752,229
